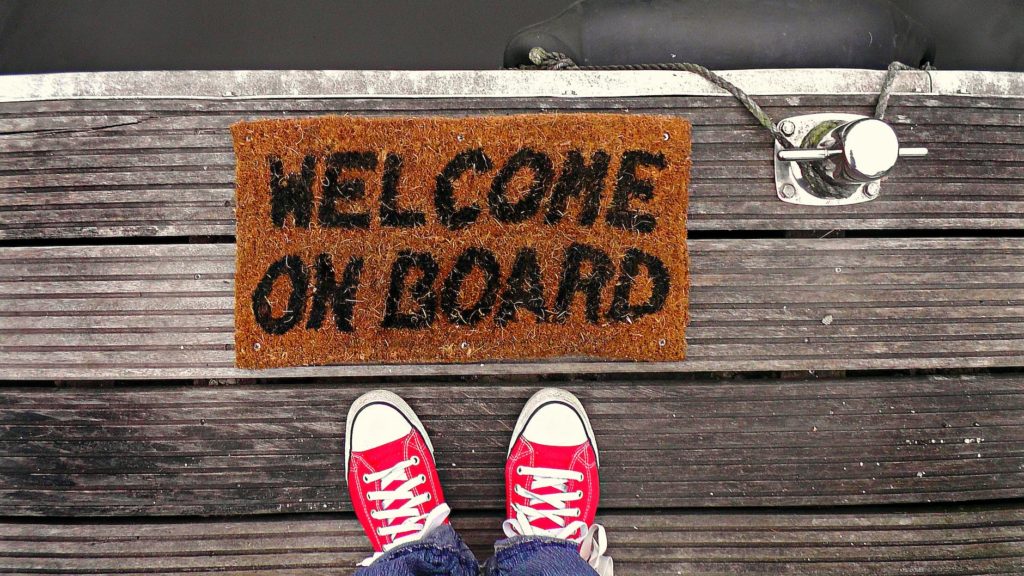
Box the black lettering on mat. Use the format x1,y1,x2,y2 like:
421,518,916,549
319,151,375,229
435,148,493,230
380,153,427,228
496,248,549,326
268,155,315,228
306,254,365,332
545,150,610,226
441,247,502,326
608,248,671,322
488,148,554,223
382,250,440,329
606,150,667,233
553,243,615,324
252,255,308,335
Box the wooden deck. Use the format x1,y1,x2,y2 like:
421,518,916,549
2,69,1024,574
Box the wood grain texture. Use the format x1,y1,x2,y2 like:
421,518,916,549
1,504,1022,575
2,238,1023,379
3,69,1023,573
3,94,1024,238
1,375,1021,516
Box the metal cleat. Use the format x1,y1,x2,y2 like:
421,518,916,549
774,113,928,205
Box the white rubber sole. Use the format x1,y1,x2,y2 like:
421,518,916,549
344,390,434,477
507,387,600,467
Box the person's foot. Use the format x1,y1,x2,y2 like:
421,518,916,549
504,388,613,574
346,390,450,566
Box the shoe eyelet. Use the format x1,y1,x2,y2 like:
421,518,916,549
362,474,370,483
411,456,420,465
575,490,583,498
570,508,580,516
425,493,432,501
418,474,426,482
516,466,524,475
375,528,383,536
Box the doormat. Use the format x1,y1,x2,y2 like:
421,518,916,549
232,114,690,369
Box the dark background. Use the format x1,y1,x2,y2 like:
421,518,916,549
0,0,576,73
0,0,1020,73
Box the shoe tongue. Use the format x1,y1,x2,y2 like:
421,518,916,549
518,440,589,534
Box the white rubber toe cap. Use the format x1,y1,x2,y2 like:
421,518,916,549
510,388,599,466
522,402,588,446
345,390,433,476
349,403,413,452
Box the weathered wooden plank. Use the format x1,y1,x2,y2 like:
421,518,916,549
2,89,1024,238
0,69,947,103
0,375,1021,515
2,238,1023,379
0,503,1022,575
3,102,1021,132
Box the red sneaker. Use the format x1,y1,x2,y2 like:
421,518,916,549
345,390,450,566
504,388,613,574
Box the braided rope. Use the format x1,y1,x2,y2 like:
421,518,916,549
875,61,915,120
527,47,920,144
528,48,786,144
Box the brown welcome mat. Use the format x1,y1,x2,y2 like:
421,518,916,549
232,114,690,369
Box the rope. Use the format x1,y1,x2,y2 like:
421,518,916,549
526,47,922,145
528,47,786,144
874,61,914,120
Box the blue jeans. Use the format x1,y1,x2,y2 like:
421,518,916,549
355,524,598,576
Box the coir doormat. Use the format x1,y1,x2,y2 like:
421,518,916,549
232,114,690,369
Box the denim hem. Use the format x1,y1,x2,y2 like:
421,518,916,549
485,535,595,576
359,524,478,574
492,535,581,566
493,534,577,555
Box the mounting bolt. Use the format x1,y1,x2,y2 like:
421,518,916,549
864,181,881,198
779,120,796,137
780,183,797,199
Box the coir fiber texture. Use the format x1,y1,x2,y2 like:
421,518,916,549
232,114,690,368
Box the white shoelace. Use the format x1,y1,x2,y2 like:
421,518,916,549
502,465,614,576
358,457,450,567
